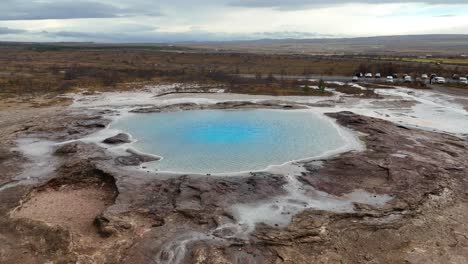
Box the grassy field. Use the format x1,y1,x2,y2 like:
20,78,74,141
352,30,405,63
352,56,468,66
0,44,466,97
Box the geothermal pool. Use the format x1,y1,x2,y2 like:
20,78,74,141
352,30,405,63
112,109,356,174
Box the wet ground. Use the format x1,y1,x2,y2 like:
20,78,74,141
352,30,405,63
0,84,468,263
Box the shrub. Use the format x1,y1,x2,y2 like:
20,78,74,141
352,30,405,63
318,79,326,93
303,83,309,93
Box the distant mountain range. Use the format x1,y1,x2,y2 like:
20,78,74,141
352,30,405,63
180,34,468,56
2,34,468,56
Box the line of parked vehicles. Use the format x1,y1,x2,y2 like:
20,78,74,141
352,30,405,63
352,73,468,85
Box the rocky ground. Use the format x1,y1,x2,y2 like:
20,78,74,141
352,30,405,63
0,95,468,264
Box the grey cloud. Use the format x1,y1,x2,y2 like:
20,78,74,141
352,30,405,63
0,0,465,22
53,31,106,39
38,29,336,43
0,0,466,22
254,31,335,39
42,30,228,43
0,0,161,21
0,26,27,34
435,14,456,17
229,0,468,9
0,0,467,42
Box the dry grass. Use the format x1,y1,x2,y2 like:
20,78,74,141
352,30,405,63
0,46,464,97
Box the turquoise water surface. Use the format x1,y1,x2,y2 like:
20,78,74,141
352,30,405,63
112,109,349,173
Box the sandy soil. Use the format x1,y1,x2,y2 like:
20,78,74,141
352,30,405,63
11,185,114,245
0,96,71,111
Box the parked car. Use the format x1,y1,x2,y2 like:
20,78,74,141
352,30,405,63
435,77,446,84
460,77,468,84
421,74,428,79
452,74,460,80
386,76,394,83
352,76,359,82
375,73,381,78
365,73,373,78
404,76,412,83
392,74,398,79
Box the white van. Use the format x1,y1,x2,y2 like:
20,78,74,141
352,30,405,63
386,76,394,83
435,77,446,84
404,76,412,83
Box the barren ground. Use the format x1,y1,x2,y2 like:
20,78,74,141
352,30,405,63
0,86,467,263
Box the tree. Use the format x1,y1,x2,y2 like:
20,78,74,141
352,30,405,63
50,65,60,75
266,72,275,84
318,79,326,93
356,63,369,75
234,65,240,74
64,68,77,80
280,68,286,76
303,82,310,93
255,72,263,80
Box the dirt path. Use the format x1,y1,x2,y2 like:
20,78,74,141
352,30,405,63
429,84,468,98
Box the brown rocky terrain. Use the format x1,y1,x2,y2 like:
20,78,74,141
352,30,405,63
0,101,467,264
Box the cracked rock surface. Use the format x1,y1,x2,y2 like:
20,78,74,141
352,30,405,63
0,105,468,264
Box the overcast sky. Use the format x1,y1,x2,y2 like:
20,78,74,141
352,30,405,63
0,0,467,42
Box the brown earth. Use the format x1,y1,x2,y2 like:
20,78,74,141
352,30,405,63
11,184,117,251
0,101,467,263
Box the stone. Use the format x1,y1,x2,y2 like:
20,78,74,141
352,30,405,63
103,133,131,144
